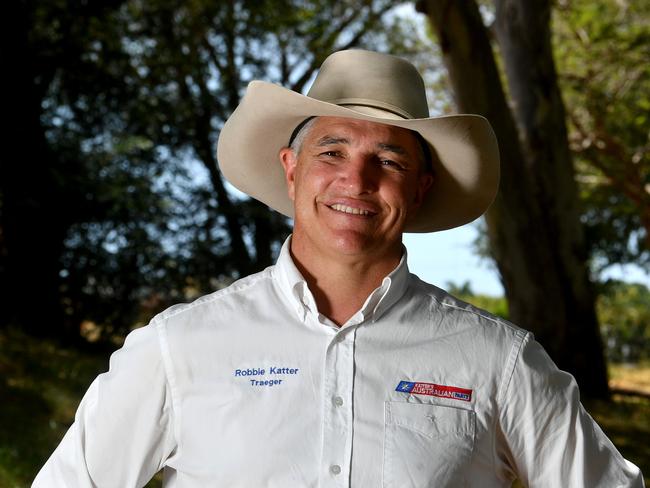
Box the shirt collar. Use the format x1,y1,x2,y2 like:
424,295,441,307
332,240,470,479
273,236,410,326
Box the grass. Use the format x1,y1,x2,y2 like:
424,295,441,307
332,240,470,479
585,361,650,486
586,394,650,483
1,327,648,487
0,327,107,487
609,361,650,394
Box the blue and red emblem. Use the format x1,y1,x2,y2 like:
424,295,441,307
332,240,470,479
396,380,472,402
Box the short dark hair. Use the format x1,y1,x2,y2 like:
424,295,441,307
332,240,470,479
288,117,317,148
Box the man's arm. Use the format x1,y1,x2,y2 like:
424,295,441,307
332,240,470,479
33,321,176,487
496,334,644,487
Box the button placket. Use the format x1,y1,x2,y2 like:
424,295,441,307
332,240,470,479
320,329,355,486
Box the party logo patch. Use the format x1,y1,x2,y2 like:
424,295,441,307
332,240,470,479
395,380,472,402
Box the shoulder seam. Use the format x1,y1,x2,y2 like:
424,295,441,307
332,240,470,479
152,317,181,454
157,268,274,322
496,329,529,405
491,329,530,478
426,291,519,333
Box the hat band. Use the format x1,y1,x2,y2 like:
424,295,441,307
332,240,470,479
287,103,410,146
288,116,317,146
325,97,415,119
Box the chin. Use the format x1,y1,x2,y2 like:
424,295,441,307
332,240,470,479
327,231,392,257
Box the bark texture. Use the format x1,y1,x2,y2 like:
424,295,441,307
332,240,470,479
417,0,609,398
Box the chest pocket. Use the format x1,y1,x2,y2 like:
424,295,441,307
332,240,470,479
383,401,476,488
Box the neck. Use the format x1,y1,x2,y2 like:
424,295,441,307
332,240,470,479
289,238,402,326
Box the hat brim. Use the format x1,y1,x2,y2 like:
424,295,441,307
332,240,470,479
217,81,500,233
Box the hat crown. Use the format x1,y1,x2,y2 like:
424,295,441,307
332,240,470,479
307,50,430,119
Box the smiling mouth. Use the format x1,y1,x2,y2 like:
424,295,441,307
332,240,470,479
328,203,374,216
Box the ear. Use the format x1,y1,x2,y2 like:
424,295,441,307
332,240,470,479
279,146,298,201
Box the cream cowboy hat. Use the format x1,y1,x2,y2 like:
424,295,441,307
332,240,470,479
217,49,499,232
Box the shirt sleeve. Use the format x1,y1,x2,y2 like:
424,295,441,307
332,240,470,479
32,320,177,488
496,333,645,487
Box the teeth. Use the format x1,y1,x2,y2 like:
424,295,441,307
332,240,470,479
330,203,371,216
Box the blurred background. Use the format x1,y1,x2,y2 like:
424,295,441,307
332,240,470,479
1,0,648,486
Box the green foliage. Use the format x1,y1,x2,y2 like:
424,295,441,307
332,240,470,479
553,0,650,273
597,281,650,363
19,0,418,338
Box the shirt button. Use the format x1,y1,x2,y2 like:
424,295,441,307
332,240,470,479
330,464,341,475
333,396,344,407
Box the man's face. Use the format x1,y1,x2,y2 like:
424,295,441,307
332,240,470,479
279,116,433,261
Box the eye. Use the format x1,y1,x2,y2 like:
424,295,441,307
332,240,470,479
319,150,342,158
380,159,405,170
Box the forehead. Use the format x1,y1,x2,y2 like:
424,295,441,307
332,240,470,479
306,116,420,148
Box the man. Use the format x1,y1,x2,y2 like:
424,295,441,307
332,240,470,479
34,50,643,487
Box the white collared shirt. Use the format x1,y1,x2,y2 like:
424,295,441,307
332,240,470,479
34,238,644,487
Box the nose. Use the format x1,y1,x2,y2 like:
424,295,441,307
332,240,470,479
338,155,377,194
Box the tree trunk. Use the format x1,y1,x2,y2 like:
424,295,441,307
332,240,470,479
417,0,609,398
1,1,66,337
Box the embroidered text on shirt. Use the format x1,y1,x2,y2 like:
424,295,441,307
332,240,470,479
234,366,300,387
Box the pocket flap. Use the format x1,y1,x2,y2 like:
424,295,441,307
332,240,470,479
386,401,475,438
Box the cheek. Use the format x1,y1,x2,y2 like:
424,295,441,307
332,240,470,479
384,180,416,205
294,167,330,199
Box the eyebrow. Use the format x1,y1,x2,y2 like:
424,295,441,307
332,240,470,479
377,143,406,155
316,136,349,146
314,131,431,172
316,137,407,156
